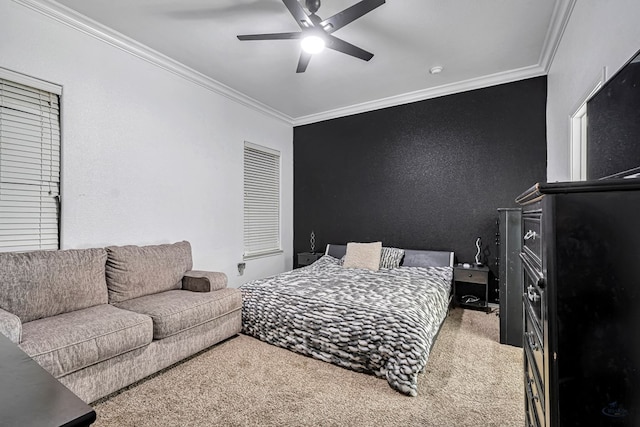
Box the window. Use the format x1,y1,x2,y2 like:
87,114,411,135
0,74,61,252
243,141,281,259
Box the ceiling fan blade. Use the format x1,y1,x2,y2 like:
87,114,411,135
282,0,314,28
320,0,385,33
297,51,312,73
326,35,374,61
237,32,302,41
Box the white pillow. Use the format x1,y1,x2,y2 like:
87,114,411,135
342,241,382,271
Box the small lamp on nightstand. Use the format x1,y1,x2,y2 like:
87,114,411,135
310,230,316,253
474,237,483,266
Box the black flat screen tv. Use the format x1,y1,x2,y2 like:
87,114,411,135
587,49,640,179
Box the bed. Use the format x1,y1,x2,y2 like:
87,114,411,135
240,244,454,396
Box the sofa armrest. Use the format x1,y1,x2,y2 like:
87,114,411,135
182,270,228,292
0,307,22,344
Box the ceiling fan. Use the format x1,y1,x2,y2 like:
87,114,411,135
237,0,385,73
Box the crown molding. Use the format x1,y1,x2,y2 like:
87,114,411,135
293,64,546,126
12,0,294,125
13,0,575,128
294,0,576,126
538,0,577,73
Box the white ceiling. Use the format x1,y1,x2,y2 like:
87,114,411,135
51,0,563,124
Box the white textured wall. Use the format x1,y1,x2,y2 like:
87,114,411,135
0,0,293,286
546,0,640,181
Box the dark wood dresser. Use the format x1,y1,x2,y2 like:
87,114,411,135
516,179,640,427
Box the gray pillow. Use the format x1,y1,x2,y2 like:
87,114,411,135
380,247,405,269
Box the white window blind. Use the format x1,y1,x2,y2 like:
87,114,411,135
0,78,61,252
244,142,281,258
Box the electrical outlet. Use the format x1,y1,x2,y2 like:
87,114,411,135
237,262,246,276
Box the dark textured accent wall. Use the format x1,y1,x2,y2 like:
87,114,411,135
587,61,640,179
294,77,547,302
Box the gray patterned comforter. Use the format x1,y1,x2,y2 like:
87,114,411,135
240,255,453,396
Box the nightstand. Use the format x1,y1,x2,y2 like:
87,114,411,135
453,264,490,312
296,252,322,268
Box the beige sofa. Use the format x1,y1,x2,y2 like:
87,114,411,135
0,241,241,403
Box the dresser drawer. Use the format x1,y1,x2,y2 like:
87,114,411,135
525,327,544,406
453,267,489,284
522,260,544,334
526,386,544,427
526,357,545,427
525,309,544,378
522,212,542,268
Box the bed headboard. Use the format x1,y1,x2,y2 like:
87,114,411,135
325,244,454,268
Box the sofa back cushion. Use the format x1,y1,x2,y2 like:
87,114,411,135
105,241,193,303
0,248,108,323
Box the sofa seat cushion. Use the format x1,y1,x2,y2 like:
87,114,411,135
19,304,153,379
113,288,242,340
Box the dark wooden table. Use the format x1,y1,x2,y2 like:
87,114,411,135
0,333,96,427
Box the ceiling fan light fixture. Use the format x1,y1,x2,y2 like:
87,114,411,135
237,0,386,72
301,35,325,54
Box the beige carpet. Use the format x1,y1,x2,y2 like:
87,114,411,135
92,309,524,426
